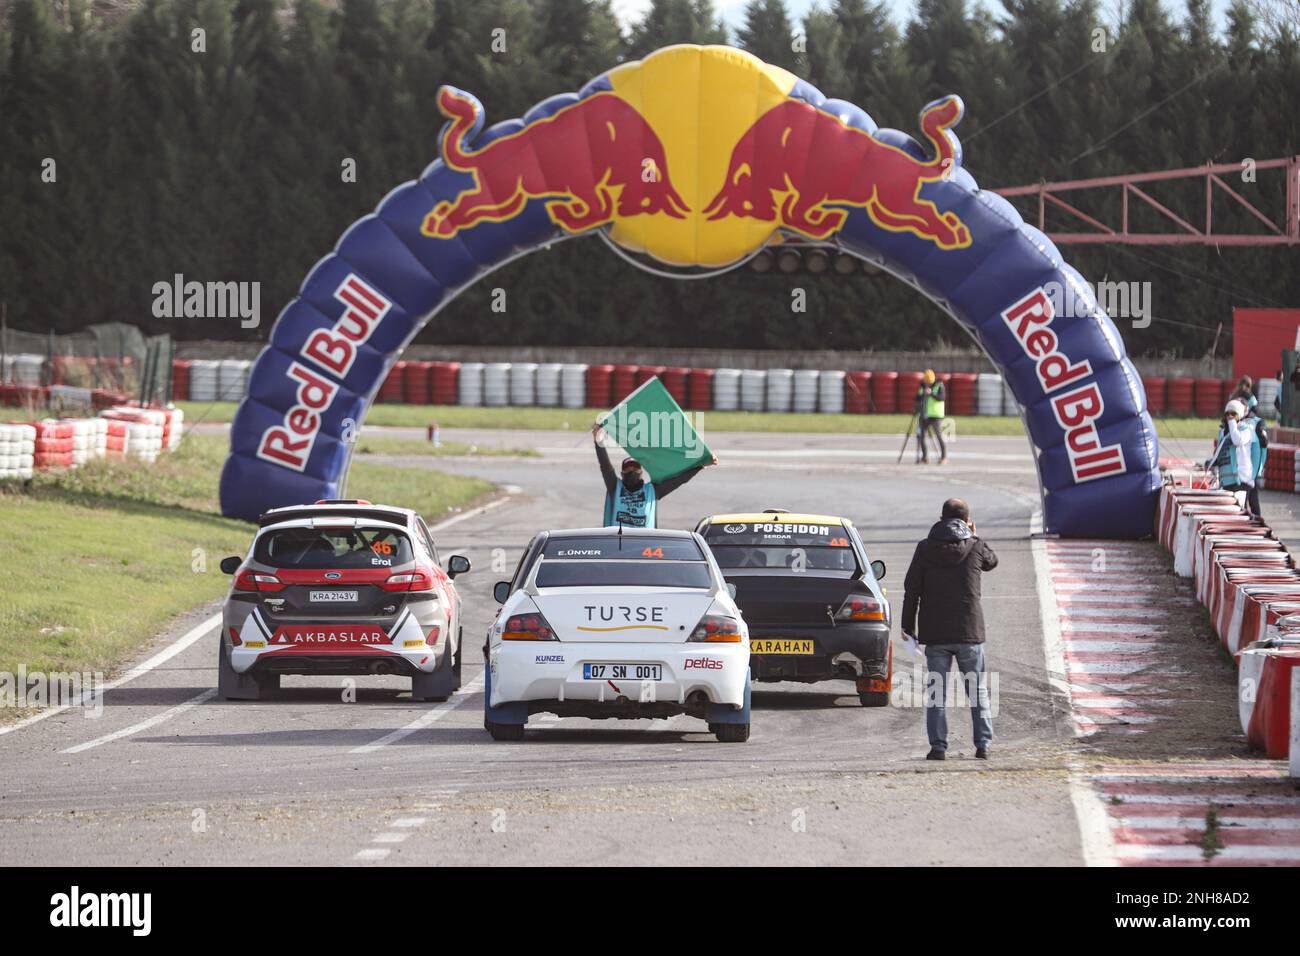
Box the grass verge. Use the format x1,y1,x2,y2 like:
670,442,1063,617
0,433,492,684
176,400,1222,440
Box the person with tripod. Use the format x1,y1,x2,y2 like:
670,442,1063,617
913,369,948,465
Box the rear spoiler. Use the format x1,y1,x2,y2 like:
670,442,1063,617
258,507,409,528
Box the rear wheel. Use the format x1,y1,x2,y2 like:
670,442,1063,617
859,690,890,707
452,628,463,690
486,720,525,742
714,722,750,743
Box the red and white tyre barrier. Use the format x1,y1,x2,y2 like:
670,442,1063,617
0,423,35,479
100,406,167,463
1239,645,1300,761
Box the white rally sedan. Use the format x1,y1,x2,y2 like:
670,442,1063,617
483,527,751,742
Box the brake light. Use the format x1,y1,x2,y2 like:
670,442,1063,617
315,499,372,505
228,626,242,647
382,567,436,592
233,569,285,593
425,625,440,646
836,594,885,621
502,611,557,641
689,613,742,643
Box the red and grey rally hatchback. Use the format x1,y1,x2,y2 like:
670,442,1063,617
217,499,471,701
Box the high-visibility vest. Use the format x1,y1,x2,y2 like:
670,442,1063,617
603,479,657,528
917,382,945,419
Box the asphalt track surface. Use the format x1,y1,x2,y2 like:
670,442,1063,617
0,428,1095,866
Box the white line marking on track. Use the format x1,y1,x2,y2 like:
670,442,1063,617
1,613,221,737
350,673,484,754
1069,768,1119,867
354,848,390,861
61,688,218,754
1029,514,1076,736
392,817,428,828
425,489,517,534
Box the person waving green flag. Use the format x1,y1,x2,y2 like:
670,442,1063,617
592,377,717,528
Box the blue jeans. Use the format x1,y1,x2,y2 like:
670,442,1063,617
924,643,993,750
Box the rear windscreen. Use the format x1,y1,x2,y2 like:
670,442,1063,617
703,521,859,573
254,527,413,569
703,521,848,547
708,546,859,572
542,536,703,561
535,560,713,589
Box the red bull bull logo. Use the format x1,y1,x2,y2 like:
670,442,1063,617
422,87,689,239
418,46,971,265
702,95,971,249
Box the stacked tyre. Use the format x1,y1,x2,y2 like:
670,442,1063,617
687,368,714,410
792,369,819,413
740,370,766,411
189,360,219,401
765,369,794,413
560,364,588,408
976,373,1003,416
483,363,511,406
818,370,845,413
870,371,898,413
845,372,872,413
713,369,741,411
0,423,35,479
586,365,614,408
431,362,460,404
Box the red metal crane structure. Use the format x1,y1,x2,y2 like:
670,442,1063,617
993,157,1300,246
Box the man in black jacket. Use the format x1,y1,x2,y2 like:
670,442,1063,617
902,498,997,760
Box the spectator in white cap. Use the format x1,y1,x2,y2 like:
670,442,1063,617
1211,398,1265,517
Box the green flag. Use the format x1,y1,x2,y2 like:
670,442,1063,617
599,377,711,482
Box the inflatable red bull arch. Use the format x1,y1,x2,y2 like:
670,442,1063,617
220,44,1160,538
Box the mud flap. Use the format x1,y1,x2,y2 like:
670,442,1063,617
705,668,752,725
217,637,264,701
410,642,458,701
482,664,529,726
